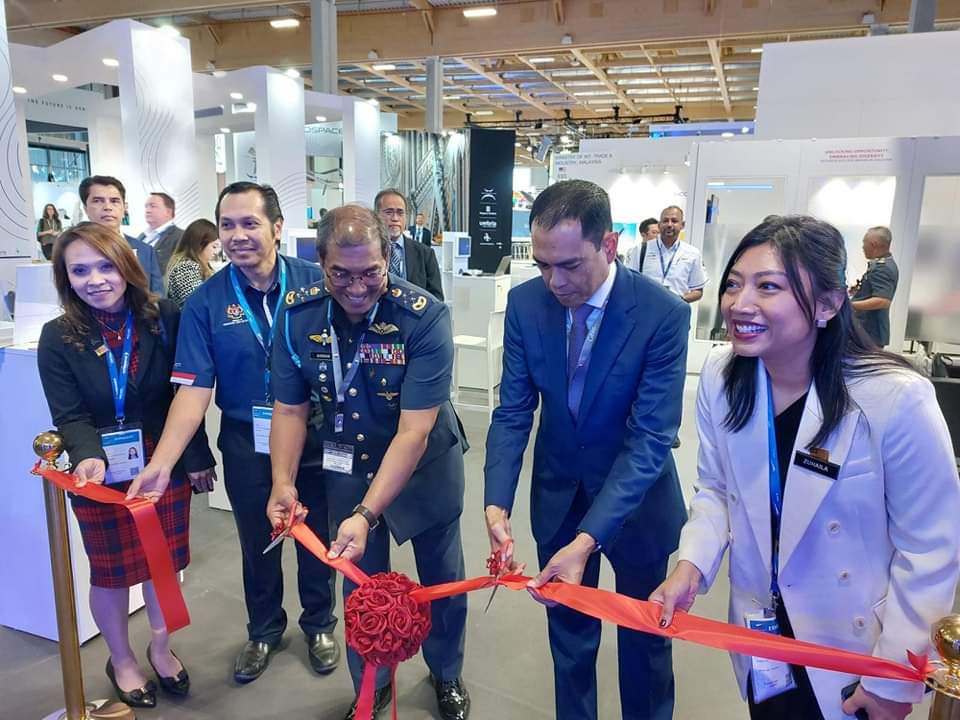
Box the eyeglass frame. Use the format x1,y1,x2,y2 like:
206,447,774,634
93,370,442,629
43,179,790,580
324,266,387,288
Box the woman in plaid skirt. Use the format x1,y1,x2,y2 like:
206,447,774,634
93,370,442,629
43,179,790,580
38,222,216,708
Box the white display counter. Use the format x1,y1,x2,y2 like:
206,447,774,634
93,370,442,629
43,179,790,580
0,345,144,643
451,274,509,390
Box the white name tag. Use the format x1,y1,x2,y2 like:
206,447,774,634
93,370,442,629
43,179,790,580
322,441,354,475
101,426,145,486
744,609,797,703
252,405,273,455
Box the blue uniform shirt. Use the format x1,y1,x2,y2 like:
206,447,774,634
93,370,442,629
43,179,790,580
172,254,323,424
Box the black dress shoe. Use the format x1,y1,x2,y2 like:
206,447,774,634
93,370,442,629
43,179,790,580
431,675,470,720
147,642,190,696
344,683,392,720
233,639,280,684
307,632,341,674
105,658,157,708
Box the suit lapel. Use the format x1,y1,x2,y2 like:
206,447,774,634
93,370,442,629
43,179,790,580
575,264,635,426
536,289,569,411
402,237,418,283
132,315,158,391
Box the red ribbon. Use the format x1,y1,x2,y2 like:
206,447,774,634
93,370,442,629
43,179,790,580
33,463,190,633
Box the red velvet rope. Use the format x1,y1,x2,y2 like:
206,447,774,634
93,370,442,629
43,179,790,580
33,463,190,633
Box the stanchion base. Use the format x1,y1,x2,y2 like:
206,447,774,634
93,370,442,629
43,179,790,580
41,699,135,720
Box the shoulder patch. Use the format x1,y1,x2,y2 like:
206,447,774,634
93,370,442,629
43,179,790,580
285,282,327,307
384,283,435,316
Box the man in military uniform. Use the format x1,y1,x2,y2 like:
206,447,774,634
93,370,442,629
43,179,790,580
851,225,899,347
267,205,470,720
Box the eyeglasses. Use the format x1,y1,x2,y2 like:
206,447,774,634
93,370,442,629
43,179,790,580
380,208,406,218
325,267,386,288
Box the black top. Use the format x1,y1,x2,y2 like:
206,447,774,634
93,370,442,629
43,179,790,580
852,254,899,347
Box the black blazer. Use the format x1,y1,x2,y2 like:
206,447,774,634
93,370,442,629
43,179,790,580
408,224,433,247
138,225,183,276
402,235,444,300
37,298,215,474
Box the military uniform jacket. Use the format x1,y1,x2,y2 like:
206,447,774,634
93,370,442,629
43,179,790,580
272,276,466,543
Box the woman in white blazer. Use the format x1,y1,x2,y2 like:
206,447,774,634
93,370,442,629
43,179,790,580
651,216,960,720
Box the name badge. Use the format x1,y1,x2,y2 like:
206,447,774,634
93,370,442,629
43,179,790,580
744,609,797,702
252,405,273,455
322,441,354,475
793,451,840,480
100,425,145,485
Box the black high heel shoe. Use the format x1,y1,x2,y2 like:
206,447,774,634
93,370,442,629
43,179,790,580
146,643,190,696
105,658,157,708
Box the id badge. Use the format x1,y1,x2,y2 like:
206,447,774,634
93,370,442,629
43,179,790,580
252,405,273,455
322,441,354,475
744,609,797,702
100,425,145,486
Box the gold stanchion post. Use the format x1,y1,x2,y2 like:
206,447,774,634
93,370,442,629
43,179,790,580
33,432,134,720
927,615,960,719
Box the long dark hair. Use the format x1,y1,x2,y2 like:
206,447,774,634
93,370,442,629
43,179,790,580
167,218,218,282
51,222,160,350
720,215,913,449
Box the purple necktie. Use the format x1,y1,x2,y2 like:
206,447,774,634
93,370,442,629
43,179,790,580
567,304,593,418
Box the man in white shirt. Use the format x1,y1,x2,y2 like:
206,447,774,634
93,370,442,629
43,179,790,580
624,217,659,272
636,206,707,304
140,192,183,275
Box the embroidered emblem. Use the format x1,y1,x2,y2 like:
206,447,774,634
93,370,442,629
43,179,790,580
370,322,400,336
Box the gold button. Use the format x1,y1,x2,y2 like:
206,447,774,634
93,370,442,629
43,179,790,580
352,412,360,420
366,472,374,480
361,453,369,461
319,373,327,381
348,388,358,397
357,433,365,442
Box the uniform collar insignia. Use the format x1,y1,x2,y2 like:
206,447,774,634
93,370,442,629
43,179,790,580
370,322,400,335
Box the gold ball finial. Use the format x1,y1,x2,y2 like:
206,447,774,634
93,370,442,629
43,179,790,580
33,431,64,464
932,615,960,673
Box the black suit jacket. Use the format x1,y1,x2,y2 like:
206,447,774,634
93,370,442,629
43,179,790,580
37,299,215,474
402,235,444,300
139,225,183,276
408,224,433,247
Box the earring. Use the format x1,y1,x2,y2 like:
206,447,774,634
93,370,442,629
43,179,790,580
816,318,827,328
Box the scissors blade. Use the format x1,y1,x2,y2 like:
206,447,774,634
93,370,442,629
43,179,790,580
483,581,500,614
262,532,287,555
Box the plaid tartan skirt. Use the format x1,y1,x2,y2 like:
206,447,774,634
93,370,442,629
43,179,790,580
70,474,191,589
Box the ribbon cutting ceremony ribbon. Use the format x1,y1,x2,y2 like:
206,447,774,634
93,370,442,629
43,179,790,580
32,463,191,634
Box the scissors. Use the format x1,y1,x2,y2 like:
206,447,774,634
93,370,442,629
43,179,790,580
483,539,513,613
262,501,303,555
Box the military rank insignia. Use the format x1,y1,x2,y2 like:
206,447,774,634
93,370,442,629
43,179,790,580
370,322,400,336
359,343,406,365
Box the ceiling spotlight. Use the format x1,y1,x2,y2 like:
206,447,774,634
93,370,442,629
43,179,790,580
472,110,494,116
270,18,301,29
368,98,380,107
316,115,327,122
529,57,554,64
12,86,27,94
158,25,180,37
367,50,380,60
212,70,227,78
219,127,232,134
526,145,534,153
560,33,574,45
561,135,572,144
740,126,750,134
372,63,396,71
463,7,497,18
102,57,119,68
444,95,461,101
721,131,734,138
752,86,760,91
750,47,763,53
285,68,301,78
515,142,521,147
230,91,244,100
51,74,68,82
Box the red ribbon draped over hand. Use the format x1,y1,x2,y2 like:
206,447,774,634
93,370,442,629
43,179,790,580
33,463,190,634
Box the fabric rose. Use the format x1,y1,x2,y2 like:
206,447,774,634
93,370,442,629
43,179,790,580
345,571,432,667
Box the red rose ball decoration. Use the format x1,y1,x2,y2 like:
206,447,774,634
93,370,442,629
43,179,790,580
345,572,432,667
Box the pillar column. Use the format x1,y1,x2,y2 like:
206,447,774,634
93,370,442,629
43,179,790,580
425,56,443,134
311,0,338,94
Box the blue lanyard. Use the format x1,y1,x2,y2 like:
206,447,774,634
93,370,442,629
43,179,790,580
328,300,379,406
766,374,783,605
658,239,679,281
102,310,135,425
229,258,287,400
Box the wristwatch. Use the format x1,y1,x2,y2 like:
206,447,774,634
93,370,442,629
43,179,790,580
352,503,380,530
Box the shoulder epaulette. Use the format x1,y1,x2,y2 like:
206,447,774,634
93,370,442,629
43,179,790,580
284,282,328,308
384,282,434,316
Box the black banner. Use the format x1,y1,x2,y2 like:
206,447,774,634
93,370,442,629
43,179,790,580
467,128,515,272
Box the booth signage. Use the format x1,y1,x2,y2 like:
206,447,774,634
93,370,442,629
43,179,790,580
467,128,515,272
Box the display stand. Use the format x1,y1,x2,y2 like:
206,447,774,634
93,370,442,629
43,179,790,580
450,274,508,391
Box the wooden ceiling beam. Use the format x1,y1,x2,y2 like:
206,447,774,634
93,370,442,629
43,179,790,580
456,57,559,118
339,75,425,113
706,38,732,119
515,55,600,115
569,48,639,114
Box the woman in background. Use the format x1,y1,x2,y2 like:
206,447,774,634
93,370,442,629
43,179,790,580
165,219,220,307
651,216,960,720
37,222,215,708
36,203,62,260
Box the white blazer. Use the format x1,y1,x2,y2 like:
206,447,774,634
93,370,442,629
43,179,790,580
679,346,960,719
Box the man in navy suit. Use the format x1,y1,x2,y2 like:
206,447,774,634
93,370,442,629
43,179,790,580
484,179,689,720
80,175,163,294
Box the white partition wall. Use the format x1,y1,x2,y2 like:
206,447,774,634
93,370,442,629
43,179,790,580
255,68,307,225
341,97,381,206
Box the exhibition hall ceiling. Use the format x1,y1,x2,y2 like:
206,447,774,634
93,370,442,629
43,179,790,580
8,0,960,163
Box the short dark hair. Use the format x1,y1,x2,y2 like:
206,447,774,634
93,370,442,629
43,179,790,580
79,175,126,205
529,179,611,250
150,192,175,213
374,188,408,212
639,217,659,236
317,205,389,262
215,182,283,224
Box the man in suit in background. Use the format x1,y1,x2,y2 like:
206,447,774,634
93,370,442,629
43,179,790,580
376,189,444,300
409,212,433,246
140,192,183,275
79,175,163,294
484,179,690,720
